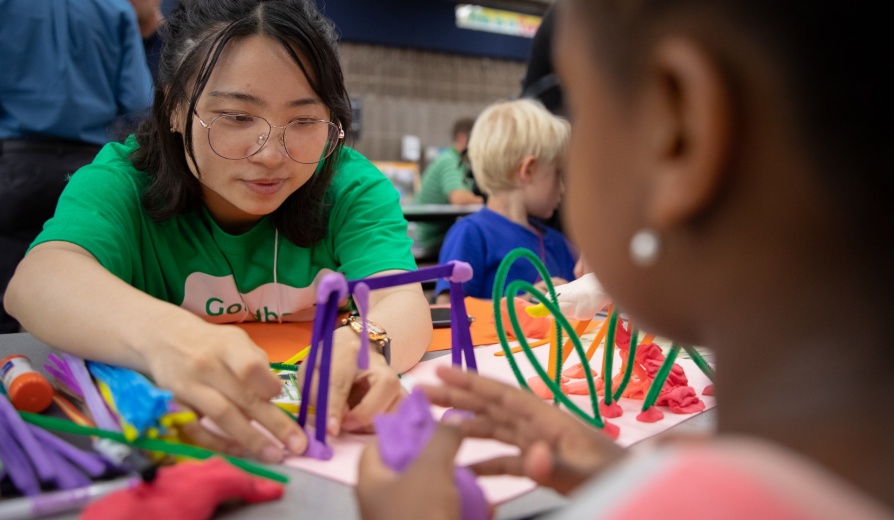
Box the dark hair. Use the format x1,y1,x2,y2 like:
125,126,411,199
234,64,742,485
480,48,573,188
452,118,476,140
519,3,564,116
570,0,893,241
132,0,352,247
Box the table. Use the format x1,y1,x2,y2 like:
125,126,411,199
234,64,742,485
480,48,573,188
401,203,483,222
0,332,716,519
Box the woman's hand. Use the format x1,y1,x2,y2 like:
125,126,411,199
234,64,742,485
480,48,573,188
141,319,307,462
303,326,404,435
356,423,464,520
423,366,625,495
298,270,431,436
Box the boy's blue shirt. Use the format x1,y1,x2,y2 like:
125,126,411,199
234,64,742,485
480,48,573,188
435,207,577,298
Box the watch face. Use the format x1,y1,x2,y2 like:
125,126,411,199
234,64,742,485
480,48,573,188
348,316,387,339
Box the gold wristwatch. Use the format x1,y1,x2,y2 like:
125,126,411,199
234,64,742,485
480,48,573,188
340,315,391,364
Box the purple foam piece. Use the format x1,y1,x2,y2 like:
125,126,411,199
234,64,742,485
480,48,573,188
353,282,371,370
374,389,489,520
28,424,106,478
447,261,473,283
0,391,56,484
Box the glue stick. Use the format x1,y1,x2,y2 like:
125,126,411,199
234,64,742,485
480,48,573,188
1,354,54,413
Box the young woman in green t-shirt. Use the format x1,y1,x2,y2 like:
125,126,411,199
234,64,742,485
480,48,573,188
5,0,432,463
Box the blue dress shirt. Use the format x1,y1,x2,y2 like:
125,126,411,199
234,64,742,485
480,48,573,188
0,0,153,145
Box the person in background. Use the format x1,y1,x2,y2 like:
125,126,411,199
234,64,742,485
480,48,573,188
130,0,166,84
434,99,576,302
412,117,483,258
5,0,432,462
0,0,154,334
357,0,894,517
519,1,563,116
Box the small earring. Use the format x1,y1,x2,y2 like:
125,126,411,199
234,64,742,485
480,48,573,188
169,127,177,133
630,229,661,267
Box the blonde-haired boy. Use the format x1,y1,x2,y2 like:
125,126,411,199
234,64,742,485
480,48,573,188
435,99,577,300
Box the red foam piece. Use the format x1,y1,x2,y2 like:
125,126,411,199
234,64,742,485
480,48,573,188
702,384,714,396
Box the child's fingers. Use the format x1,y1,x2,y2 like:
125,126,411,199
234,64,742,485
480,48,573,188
411,423,464,470
421,383,491,415
468,455,526,478
357,438,398,483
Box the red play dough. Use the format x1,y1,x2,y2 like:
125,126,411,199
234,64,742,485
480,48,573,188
637,407,665,423
703,384,714,396
562,363,597,379
527,376,568,399
657,386,706,414
561,377,604,396
599,401,623,418
601,421,620,440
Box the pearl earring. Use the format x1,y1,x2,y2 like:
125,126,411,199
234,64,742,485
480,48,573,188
630,229,661,267
169,127,176,133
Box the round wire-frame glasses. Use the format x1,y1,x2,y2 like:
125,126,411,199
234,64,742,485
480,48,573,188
194,112,345,164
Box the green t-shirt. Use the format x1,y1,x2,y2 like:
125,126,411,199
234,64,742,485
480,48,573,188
412,147,474,250
31,137,416,323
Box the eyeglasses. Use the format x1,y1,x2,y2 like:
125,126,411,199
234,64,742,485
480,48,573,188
194,112,344,164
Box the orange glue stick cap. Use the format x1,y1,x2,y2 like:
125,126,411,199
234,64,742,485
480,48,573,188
1,354,54,413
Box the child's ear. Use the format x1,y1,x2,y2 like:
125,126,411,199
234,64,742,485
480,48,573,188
640,37,733,230
518,156,539,184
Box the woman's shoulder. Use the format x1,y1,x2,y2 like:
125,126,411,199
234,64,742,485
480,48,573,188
72,136,149,191
330,148,387,187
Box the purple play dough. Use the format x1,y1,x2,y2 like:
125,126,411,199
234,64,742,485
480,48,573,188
374,389,488,520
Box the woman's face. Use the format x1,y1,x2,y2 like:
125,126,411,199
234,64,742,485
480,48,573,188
185,35,332,232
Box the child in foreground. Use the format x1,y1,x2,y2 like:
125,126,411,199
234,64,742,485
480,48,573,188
357,0,894,517
434,99,577,302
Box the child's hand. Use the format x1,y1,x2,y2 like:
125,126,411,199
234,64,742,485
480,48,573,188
423,366,625,495
530,277,569,301
356,423,464,520
553,273,610,320
141,319,307,462
297,326,403,436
